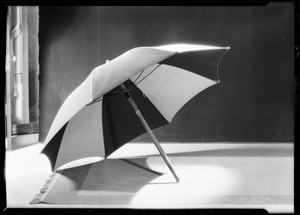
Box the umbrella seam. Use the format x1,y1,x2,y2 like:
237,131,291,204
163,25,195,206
29,172,60,204
216,48,230,82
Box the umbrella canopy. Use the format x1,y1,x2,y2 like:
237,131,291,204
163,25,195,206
41,44,230,172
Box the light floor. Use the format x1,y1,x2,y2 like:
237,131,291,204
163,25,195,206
5,134,294,213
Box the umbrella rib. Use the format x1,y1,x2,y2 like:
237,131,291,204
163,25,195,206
131,64,161,88
215,48,230,82
86,97,103,106
126,69,145,90
132,69,145,85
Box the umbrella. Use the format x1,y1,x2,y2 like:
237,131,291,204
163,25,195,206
41,44,230,182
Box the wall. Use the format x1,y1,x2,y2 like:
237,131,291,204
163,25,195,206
28,6,39,124
39,4,294,143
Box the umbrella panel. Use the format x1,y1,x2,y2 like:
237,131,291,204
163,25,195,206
42,123,68,171
160,49,228,81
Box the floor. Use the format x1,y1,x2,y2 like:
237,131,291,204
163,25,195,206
5,134,294,213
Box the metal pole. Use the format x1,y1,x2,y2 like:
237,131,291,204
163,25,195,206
11,6,24,124
120,83,180,182
6,7,12,151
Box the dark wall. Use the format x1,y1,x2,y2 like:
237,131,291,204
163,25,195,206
28,6,39,124
39,4,294,143
39,6,99,141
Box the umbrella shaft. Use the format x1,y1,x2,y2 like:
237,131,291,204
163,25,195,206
120,84,180,182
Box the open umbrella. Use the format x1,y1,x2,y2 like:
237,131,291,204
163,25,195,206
41,44,230,182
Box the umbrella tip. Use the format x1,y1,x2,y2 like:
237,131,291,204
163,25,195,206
106,60,110,63
226,46,230,50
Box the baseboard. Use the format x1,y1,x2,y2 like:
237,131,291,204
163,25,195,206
12,122,39,135
6,133,39,150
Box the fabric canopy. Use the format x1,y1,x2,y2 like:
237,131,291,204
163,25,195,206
41,44,229,171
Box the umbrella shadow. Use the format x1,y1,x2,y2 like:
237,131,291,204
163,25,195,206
46,158,172,205
56,157,164,193
54,162,94,191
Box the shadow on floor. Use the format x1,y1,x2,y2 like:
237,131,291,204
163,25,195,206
56,158,163,191
42,158,164,205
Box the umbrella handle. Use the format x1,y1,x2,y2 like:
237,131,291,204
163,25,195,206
120,83,180,183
